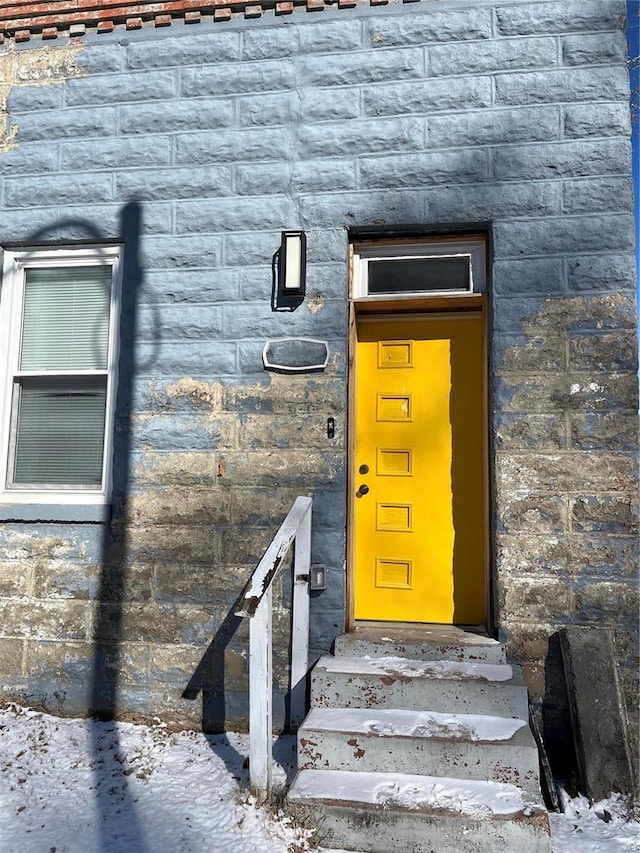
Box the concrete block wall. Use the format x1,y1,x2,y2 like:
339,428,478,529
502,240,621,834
0,0,636,766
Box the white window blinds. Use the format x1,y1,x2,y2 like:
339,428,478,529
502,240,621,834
9,264,113,488
20,266,111,370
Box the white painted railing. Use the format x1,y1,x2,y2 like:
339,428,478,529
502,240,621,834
235,495,312,798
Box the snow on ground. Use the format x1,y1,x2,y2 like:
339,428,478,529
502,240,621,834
1,704,638,853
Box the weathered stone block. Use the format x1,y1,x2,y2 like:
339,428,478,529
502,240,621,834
13,105,117,142
0,600,87,640
75,44,124,74
567,253,636,291
33,562,99,600
176,196,296,234
140,235,222,270
359,150,490,188
494,214,635,258
93,559,153,603
127,488,232,528
236,91,298,127
363,76,491,117
496,451,637,494
299,116,424,157
365,8,492,45
128,524,221,566
562,32,628,66
501,623,553,663
133,342,237,378
0,525,102,563
563,103,631,138
127,32,240,68
93,603,220,645
0,563,32,596
217,449,343,489
573,581,639,624
62,202,172,236
570,495,638,534
218,525,281,566
139,270,240,305
299,88,361,123
496,372,638,415
220,301,344,339
496,2,625,36
498,495,567,534
493,138,630,182
0,141,58,174
5,173,113,208
0,639,25,677
119,98,235,135
569,413,639,451
238,413,344,450
495,333,566,371
498,576,575,622
430,36,557,75
181,59,294,96
568,330,638,373
494,412,566,451
243,19,363,59
493,259,566,297
497,533,569,575
130,413,233,451
117,165,233,202
568,536,638,580
60,136,172,171
425,181,560,221
299,189,427,230
301,47,424,87
175,127,289,165
9,84,63,112
133,451,221,487
428,106,560,148
495,67,628,106
65,71,178,105
562,177,633,214
153,563,251,607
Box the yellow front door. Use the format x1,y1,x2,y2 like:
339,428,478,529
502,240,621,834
353,314,486,624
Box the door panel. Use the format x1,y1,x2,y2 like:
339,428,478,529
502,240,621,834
353,314,486,624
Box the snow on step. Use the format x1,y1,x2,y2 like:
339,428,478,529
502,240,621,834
311,655,529,717
320,655,514,682
298,707,542,792
289,769,528,818
302,707,527,741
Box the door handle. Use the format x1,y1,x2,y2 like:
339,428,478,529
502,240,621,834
356,484,370,498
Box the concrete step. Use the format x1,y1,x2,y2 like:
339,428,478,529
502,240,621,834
287,768,551,853
310,655,529,719
297,707,541,793
334,625,506,664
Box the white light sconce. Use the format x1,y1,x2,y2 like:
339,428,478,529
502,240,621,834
278,230,306,298
310,564,327,591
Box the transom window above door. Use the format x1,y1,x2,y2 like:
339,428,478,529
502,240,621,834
351,238,486,300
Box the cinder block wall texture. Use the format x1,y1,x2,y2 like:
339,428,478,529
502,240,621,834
0,0,636,771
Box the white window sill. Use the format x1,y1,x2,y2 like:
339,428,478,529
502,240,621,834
0,503,111,523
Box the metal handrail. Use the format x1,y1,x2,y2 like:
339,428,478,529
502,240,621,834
235,495,312,797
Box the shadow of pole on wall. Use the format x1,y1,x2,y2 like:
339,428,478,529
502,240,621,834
88,200,151,853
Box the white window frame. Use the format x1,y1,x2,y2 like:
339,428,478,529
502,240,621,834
352,238,486,300
0,246,121,508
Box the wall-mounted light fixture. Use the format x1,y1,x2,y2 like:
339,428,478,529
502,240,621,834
278,230,306,298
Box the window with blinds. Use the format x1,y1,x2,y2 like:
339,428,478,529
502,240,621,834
0,249,120,501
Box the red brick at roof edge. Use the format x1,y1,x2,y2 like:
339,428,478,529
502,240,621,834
0,0,397,38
